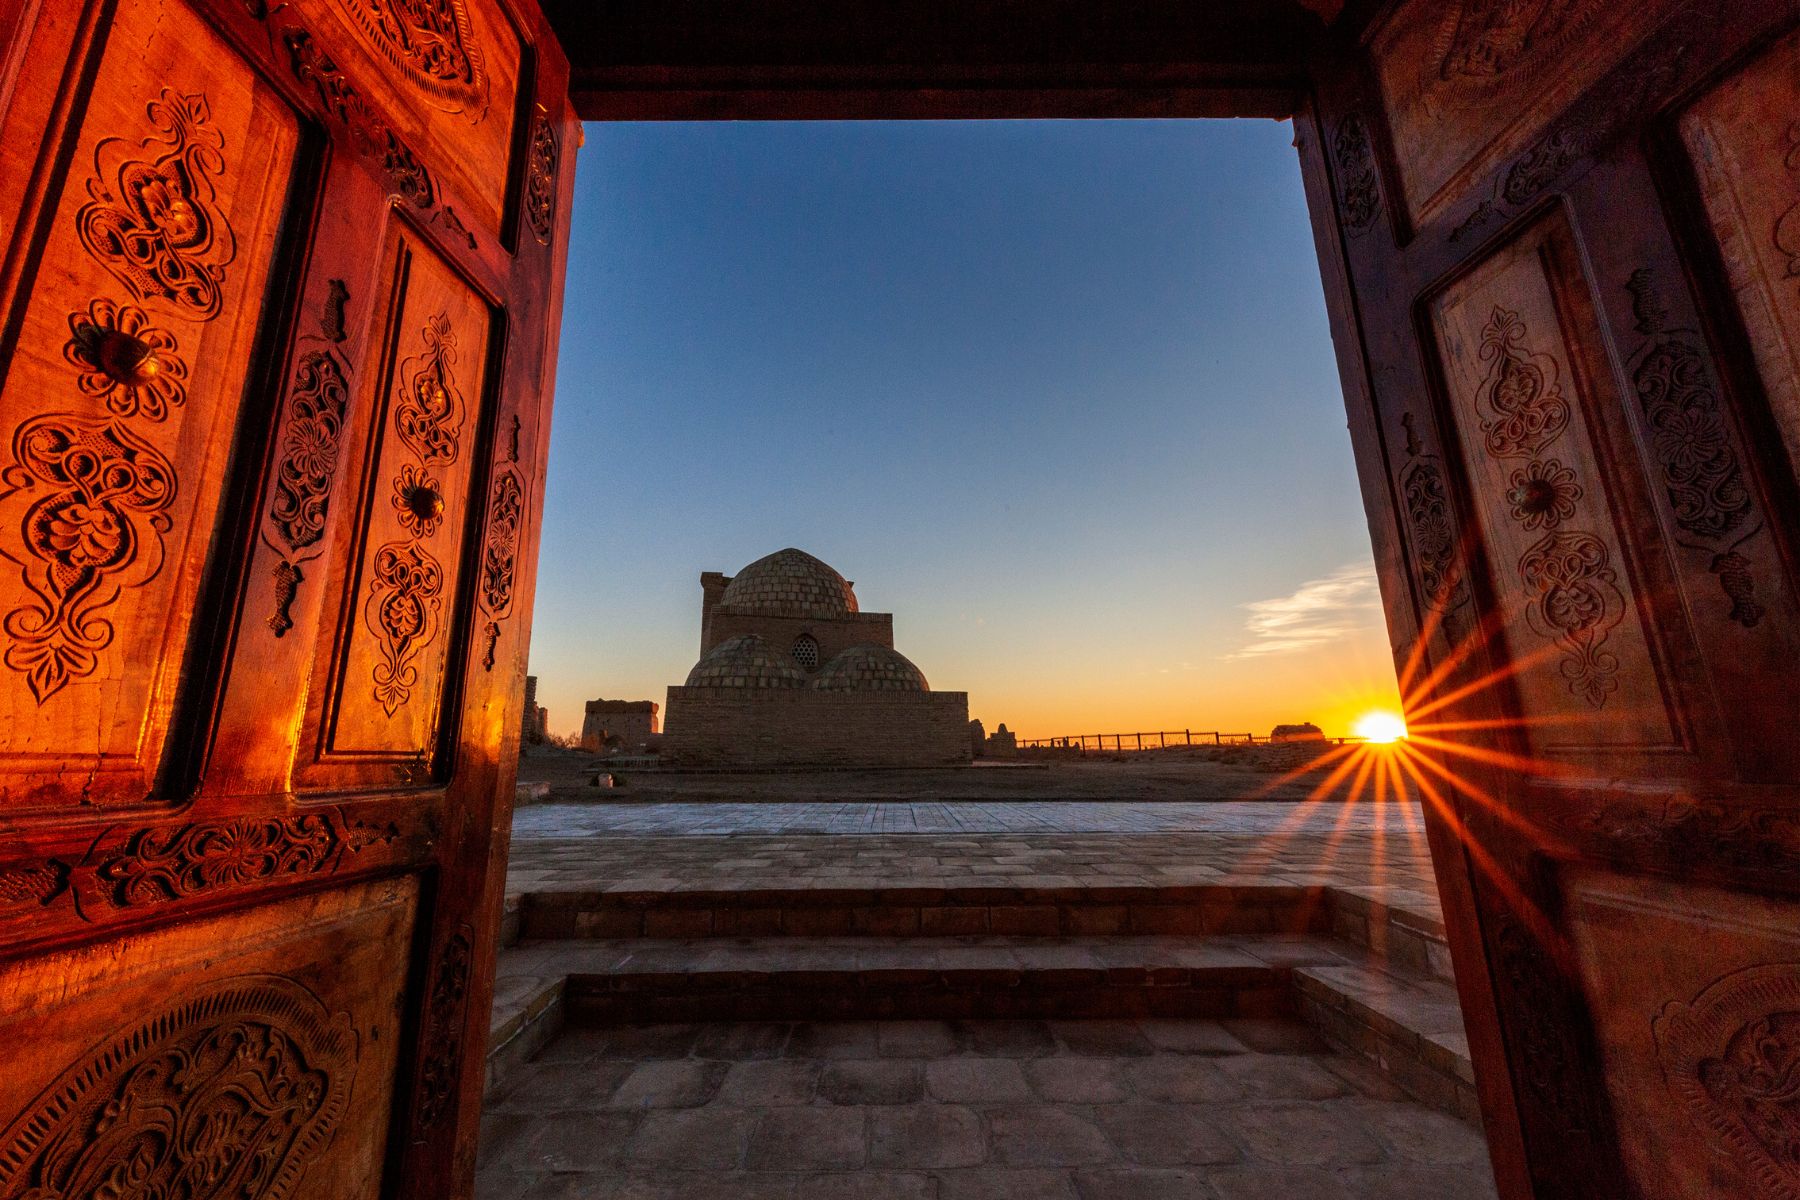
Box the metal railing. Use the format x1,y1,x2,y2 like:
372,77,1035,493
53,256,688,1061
1015,730,1365,751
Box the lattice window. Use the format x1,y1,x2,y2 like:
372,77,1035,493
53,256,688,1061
791,634,820,669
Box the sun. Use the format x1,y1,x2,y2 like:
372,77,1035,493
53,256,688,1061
1353,710,1408,744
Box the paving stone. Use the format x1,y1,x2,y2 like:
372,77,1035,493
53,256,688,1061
610,1060,728,1109
1214,1054,1350,1100
557,1024,702,1061
1023,1057,1131,1104
1204,1166,1355,1199
867,1105,987,1168
1121,1057,1241,1103
954,1020,1058,1057
497,1110,640,1172
937,1169,1080,1199
1218,1103,1386,1166
1090,1103,1239,1166
747,1107,868,1170
474,1171,597,1200
878,1020,961,1057
695,1022,794,1059
1219,1019,1330,1055
1338,1165,1501,1199
927,1059,1035,1103
718,1060,820,1106
820,1060,927,1105
494,1059,637,1109
625,1108,754,1170
790,1021,883,1058
607,1172,799,1200
1072,1168,1211,1200
1047,1021,1154,1057
985,1106,1116,1166
1342,1098,1492,1165
794,1172,937,1199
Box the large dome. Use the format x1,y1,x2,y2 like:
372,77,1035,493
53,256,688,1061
718,548,858,620
684,635,807,688
812,645,929,692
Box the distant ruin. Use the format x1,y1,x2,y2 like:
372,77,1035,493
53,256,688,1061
662,548,970,767
582,699,659,753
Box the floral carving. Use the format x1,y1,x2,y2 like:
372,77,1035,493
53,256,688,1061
1656,965,1800,1199
0,861,68,909
0,415,177,703
270,350,351,555
1476,306,1569,458
1435,0,1596,81
413,927,473,1131
479,468,523,617
525,109,558,245
1506,458,1581,530
1332,114,1381,234
395,313,465,466
96,815,339,906
1492,913,1595,1135
0,977,355,1200
334,0,488,115
1573,798,1800,879
76,90,235,321
283,28,435,208
1633,342,1753,544
366,540,445,715
63,298,187,420
392,464,445,538
1400,460,1469,619
1520,530,1624,708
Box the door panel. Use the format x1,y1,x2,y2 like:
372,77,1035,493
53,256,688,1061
1299,2,1800,1197
0,0,577,1194
0,0,298,808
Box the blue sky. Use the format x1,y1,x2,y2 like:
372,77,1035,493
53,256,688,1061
527,119,1401,739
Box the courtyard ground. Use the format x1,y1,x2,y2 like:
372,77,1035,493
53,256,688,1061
483,754,1487,1199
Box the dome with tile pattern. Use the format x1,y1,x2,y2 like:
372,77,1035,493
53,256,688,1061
811,645,929,692
684,635,807,688
717,548,859,620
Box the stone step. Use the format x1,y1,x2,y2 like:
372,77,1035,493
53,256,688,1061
1293,958,1477,1122
1324,885,1454,984
517,884,1332,941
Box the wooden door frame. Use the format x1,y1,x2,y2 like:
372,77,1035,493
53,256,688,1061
534,2,1537,1194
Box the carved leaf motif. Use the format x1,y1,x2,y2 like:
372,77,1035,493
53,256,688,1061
1332,114,1381,234
366,540,444,716
1400,460,1469,619
413,928,473,1131
0,861,68,909
97,815,339,906
525,110,558,245
76,89,235,321
0,977,356,1200
63,298,188,421
1492,914,1594,1134
270,350,351,554
1633,341,1752,544
395,314,465,466
333,0,488,115
283,28,435,208
0,415,178,703
1519,530,1624,708
1475,306,1569,458
1436,0,1595,81
479,468,524,617
1656,965,1800,1199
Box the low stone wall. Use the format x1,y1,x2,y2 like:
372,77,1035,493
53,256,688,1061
663,687,971,767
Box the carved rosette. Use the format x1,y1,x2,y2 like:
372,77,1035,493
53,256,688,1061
97,814,340,906
333,0,488,116
76,90,236,321
0,976,356,1199
63,298,188,421
525,109,558,246
413,927,473,1131
1655,965,1800,1199
1332,114,1382,234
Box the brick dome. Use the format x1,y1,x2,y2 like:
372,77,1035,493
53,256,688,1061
718,548,859,619
812,645,929,692
684,635,807,688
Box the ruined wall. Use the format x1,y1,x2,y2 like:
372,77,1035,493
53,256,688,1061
662,688,970,767
581,699,659,751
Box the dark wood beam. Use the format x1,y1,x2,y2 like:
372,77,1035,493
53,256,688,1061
544,1,1338,121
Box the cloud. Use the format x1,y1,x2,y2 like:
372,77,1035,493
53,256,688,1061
1226,563,1382,659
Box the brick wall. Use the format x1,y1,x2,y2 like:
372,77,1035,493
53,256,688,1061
663,688,971,767
701,610,895,665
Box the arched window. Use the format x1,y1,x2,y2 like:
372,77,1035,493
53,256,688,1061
791,634,820,669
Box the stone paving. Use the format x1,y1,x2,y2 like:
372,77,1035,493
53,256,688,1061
477,1016,1498,1199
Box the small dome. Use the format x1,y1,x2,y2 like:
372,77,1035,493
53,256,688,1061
685,635,807,688
812,645,929,692
718,548,858,619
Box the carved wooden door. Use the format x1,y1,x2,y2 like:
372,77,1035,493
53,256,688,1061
0,0,573,1194
1296,3,1800,1197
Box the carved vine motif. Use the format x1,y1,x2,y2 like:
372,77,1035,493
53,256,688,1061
0,976,355,1200
63,298,188,421
0,861,69,909
474,467,524,672
1435,0,1597,82
413,927,473,1132
1520,531,1624,707
366,540,445,715
96,815,339,906
1575,798,1800,878
1492,914,1593,1135
395,314,465,466
1655,965,1800,1199
76,90,235,321
1476,306,1569,458
271,350,351,555
282,27,435,208
1400,460,1470,621
525,109,558,246
0,415,178,703
332,0,487,115
1332,114,1381,234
